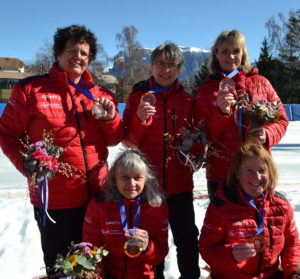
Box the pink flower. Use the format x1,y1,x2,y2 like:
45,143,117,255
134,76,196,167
84,246,92,256
30,150,47,161
44,156,58,171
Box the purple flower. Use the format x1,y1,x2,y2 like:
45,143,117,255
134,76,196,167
34,141,46,148
75,242,93,249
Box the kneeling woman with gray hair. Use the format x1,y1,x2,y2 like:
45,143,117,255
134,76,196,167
83,149,168,279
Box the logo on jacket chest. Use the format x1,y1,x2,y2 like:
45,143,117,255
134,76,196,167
40,94,63,109
101,220,123,235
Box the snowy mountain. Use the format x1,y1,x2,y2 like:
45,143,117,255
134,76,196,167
109,46,210,81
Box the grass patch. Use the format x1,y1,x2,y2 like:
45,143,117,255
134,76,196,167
0,89,11,103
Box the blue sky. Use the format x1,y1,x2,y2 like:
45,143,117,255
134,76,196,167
1,0,299,65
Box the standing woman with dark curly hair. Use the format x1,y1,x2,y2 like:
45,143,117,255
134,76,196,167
0,25,123,277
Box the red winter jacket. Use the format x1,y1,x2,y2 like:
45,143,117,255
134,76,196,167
123,77,194,195
195,69,288,183
199,185,300,279
83,195,169,279
0,63,123,209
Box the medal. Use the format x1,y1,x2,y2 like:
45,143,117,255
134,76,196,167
92,103,105,120
219,69,239,91
248,235,266,252
68,78,106,120
219,78,235,91
141,91,156,106
120,197,143,258
243,191,266,252
124,237,144,258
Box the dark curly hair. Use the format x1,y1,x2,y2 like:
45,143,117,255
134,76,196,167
53,24,97,62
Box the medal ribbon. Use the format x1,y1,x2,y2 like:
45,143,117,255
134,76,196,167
238,107,243,139
68,78,95,102
221,69,239,79
120,196,141,237
243,191,265,235
221,70,244,139
154,81,170,94
37,176,56,226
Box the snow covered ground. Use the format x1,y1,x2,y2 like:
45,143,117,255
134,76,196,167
0,122,299,279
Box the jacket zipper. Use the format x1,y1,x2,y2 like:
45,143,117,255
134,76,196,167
171,107,176,130
267,223,273,250
69,93,91,199
122,256,127,279
256,252,263,277
163,98,167,192
80,100,89,120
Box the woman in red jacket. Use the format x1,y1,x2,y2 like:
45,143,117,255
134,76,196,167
0,25,123,277
83,149,168,279
195,30,288,201
122,42,200,279
199,142,300,279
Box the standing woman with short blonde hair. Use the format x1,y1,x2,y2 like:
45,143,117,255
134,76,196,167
195,30,288,201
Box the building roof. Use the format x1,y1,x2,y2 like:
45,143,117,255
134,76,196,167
0,72,34,79
97,74,118,85
0,57,24,69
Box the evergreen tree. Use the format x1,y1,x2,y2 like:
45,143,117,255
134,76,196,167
278,10,300,103
189,61,209,97
255,38,286,102
265,9,300,103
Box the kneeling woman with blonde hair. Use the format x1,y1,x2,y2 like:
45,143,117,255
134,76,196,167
199,141,300,279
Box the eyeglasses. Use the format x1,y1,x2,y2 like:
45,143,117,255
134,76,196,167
65,48,90,60
153,61,179,71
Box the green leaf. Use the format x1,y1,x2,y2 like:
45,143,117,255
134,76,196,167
77,255,94,270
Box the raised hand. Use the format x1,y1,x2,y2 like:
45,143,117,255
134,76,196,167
94,97,116,121
232,243,256,263
216,88,236,115
137,101,156,123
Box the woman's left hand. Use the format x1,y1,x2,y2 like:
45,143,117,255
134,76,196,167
249,127,266,144
125,229,149,251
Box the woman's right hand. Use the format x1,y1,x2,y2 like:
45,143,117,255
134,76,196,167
216,88,236,115
137,101,156,123
232,243,256,262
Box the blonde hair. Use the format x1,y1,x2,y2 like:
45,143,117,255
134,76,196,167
226,141,278,192
209,30,252,74
104,149,164,207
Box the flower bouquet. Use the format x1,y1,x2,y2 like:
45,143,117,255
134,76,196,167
19,130,84,225
20,130,84,184
234,93,282,128
54,241,108,279
164,119,207,172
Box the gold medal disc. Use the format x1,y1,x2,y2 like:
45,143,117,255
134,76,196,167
141,92,156,106
92,103,105,120
248,235,266,252
124,238,143,258
219,78,235,91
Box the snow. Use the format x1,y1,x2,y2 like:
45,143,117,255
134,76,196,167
0,122,300,279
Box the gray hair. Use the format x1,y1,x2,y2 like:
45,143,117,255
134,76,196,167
209,30,252,74
151,41,184,68
104,149,164,207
